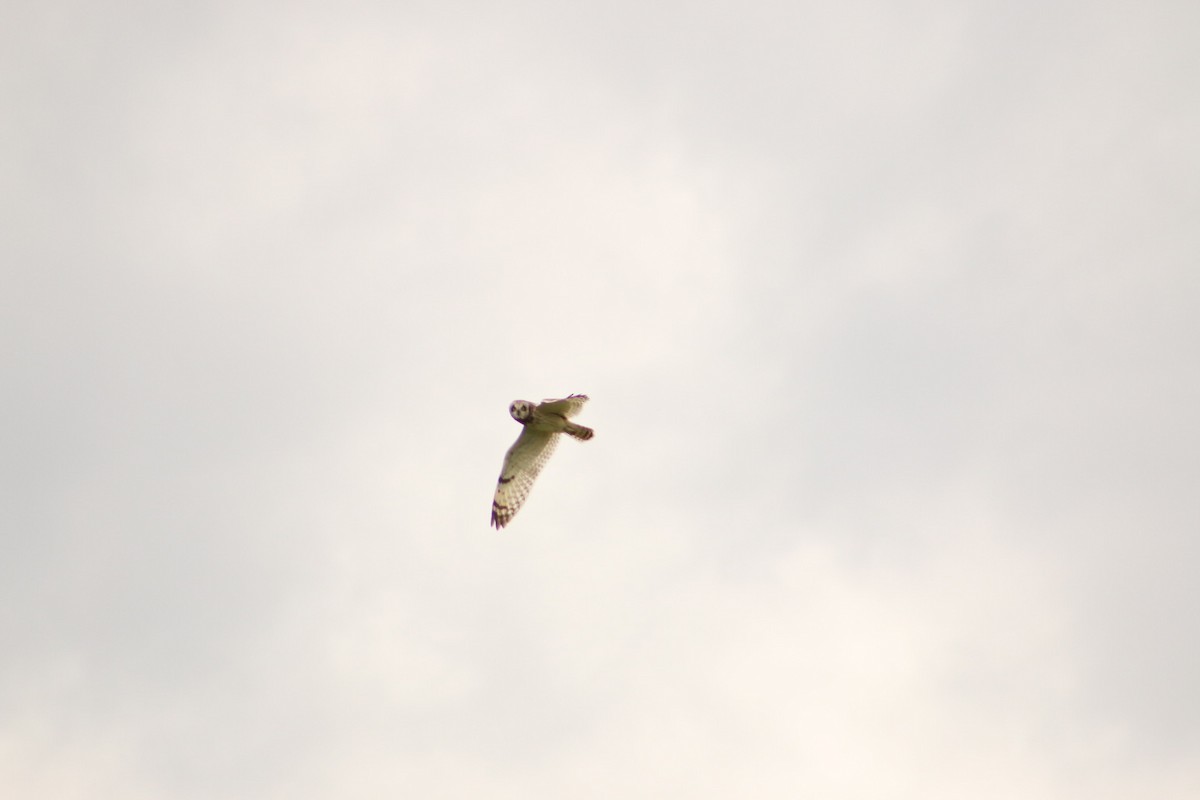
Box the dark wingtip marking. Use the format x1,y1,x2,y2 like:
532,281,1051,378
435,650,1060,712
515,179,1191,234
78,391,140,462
497,475,514,484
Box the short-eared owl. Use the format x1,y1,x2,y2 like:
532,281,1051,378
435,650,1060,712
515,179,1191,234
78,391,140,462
490,394,593,529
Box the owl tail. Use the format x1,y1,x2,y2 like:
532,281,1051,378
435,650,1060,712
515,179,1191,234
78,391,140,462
565,422,594,441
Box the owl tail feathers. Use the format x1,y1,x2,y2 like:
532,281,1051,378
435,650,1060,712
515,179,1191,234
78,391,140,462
565,423,594,441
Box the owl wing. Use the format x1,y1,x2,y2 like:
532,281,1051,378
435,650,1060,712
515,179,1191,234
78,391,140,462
537,393,589,418
491,427,560,529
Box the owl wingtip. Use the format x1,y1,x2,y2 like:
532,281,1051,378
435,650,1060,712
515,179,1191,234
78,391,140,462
491,505,511,529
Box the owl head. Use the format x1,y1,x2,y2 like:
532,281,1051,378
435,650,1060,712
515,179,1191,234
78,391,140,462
510,400,535,422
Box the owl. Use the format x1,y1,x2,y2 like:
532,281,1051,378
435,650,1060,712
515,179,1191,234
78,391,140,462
491,393,594,529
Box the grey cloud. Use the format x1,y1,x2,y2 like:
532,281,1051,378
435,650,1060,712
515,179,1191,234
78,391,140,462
3,1,1198,797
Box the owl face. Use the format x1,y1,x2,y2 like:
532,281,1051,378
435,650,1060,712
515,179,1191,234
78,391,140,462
510,400,534,422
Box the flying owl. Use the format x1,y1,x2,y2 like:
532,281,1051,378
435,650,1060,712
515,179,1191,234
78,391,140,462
490,393,594,529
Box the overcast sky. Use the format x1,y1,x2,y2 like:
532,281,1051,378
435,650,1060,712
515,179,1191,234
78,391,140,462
3,1,1199,797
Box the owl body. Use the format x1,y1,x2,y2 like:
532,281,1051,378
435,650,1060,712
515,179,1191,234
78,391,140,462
509,397,594,437
491,394,593,529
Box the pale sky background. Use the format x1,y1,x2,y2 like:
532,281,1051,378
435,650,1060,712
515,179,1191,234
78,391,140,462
3,1,1199,797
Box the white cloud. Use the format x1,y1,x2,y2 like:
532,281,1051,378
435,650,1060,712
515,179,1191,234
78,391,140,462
2,1,1198,797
